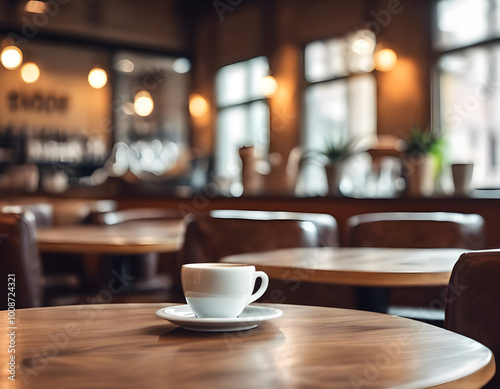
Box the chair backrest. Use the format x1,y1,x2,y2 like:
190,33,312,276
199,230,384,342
0,203,53,228
52,199,118,226
90,208,184,226
444,250,500,388
0,210,44,309
207,210,339,248
179,210,338,265
346,212,485,249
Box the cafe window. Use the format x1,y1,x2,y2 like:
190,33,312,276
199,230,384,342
215,56,270,194
435,0,500,188
301,31,377,196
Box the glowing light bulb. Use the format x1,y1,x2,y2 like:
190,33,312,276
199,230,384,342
189,94,209,118
374,49,398,72
134,91,154,117
21,62,40,83
259,75,277,97
1,46,23,70
25,0,47,13
88,68,107,89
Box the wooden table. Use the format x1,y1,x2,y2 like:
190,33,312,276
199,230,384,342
221,247,466,313
0,303,494,388
37,220,185,254
37,220,185,292
221,247,466,287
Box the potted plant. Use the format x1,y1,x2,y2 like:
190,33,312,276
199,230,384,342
402,124,444,197
304,136,359,196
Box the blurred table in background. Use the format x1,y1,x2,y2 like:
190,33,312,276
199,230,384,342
37,220,184,254
222,247,466,313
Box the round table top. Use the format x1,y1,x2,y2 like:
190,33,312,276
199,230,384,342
221,247,467,287
36,220,184,254
2,303,493,388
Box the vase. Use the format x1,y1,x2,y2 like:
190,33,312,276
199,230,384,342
404,154,435,197
324,163,343,196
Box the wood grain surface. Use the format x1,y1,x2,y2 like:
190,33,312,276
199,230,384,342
221,247,467,287
37,220,185,254
0,303,494,388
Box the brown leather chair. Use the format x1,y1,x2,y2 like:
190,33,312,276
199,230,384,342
0,210,44,309
445,250,500,388
345,212,486,322
346,212,485,249
174,210,349,306
0,201,53,228
180,210,339,263
0,208,82,309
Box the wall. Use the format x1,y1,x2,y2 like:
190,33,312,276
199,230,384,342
190,0,433,160
0,41,111,140
0,0,188,51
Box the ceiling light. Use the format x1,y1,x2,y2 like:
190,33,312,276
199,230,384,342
88,67,107,89
374,49,398,71
21,62,40,83
25,0,47,14
189,94,209,118
1,46,23,70
134,91,154,117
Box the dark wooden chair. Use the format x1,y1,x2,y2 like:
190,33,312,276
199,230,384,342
445,250,500,388
345,212,486,323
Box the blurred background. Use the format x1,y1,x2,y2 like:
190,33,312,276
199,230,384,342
0,0,495,199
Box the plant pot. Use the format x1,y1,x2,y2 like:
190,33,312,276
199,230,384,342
324,163,343,196
451,163,474,197
404,154,435,197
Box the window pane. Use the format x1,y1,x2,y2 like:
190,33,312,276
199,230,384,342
305,38,348,82
248,101,270,153
439,45,500,187
216,56,268,107
346,30,376,74
216,106,247,175
248,57,269,100
305,30,375,82
301,75,376,195
215,102,270,179
216,62,248,107
435,0,491,49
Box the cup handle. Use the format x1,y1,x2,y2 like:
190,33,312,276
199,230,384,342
248,271,269,304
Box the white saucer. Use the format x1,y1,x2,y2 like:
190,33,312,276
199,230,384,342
155,305,283,332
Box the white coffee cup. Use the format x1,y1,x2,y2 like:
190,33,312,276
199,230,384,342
181,263,269,318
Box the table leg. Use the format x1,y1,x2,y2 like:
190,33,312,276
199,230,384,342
356,287,391,313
